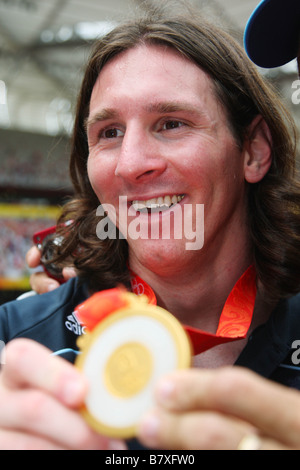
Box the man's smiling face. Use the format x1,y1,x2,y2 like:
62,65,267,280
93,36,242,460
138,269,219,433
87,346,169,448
86,44,248,273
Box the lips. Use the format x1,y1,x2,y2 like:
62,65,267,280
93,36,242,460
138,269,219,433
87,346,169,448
131,194,185,213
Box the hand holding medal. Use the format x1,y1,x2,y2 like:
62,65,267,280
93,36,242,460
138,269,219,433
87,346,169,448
75,288,192,438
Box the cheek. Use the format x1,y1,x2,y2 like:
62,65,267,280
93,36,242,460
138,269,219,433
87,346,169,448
179,145,217,190
87,157,97,192
87,156,110,201
187,142,244,198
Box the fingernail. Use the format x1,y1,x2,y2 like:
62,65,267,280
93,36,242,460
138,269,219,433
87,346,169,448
63,267,77,279
62,376,87,405
47,282,59,292
139,411,160,439
156,378,175,404
108,439,127,450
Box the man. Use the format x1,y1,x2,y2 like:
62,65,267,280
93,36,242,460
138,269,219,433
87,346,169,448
1,5,300,450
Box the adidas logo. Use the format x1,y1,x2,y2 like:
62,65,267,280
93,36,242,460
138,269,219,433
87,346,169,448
65,312,87,336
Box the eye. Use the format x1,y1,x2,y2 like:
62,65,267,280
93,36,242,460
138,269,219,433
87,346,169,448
162,120,185,130
100,127,124,139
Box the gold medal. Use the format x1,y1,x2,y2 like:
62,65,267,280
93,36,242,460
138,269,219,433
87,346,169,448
104,342,153,398
75,290,192,438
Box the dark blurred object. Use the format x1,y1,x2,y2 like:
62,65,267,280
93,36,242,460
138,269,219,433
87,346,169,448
33,225,65,283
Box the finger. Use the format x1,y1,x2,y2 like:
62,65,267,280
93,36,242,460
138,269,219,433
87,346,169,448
238,435,290,451
0,387,113,450
154,367,300,448
2,339,87,408
26,246,42,268
137,407,291,450
0,428,65,450
137,407,255,450
29,271,60,294
62,267,77,281
0,339,127,449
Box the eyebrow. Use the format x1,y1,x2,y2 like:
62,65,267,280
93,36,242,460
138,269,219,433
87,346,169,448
84,109,118,133
145,101,202,116
85,101,205,133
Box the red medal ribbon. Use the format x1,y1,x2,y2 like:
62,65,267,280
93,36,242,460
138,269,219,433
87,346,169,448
130,265,257,355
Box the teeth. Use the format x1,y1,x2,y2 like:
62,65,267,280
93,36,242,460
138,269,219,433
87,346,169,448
131,195,184,213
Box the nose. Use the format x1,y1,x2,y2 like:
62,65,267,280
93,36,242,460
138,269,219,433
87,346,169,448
114,124,167,182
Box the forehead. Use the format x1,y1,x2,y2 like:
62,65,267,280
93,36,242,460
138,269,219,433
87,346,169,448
89,44,216,110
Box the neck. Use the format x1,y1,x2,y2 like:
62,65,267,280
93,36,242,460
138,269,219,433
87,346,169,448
129,252,253,333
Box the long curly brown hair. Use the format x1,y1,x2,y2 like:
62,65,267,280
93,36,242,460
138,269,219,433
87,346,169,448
54,5,300,300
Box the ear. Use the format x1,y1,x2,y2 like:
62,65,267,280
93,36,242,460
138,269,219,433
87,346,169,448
243,115,272,183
